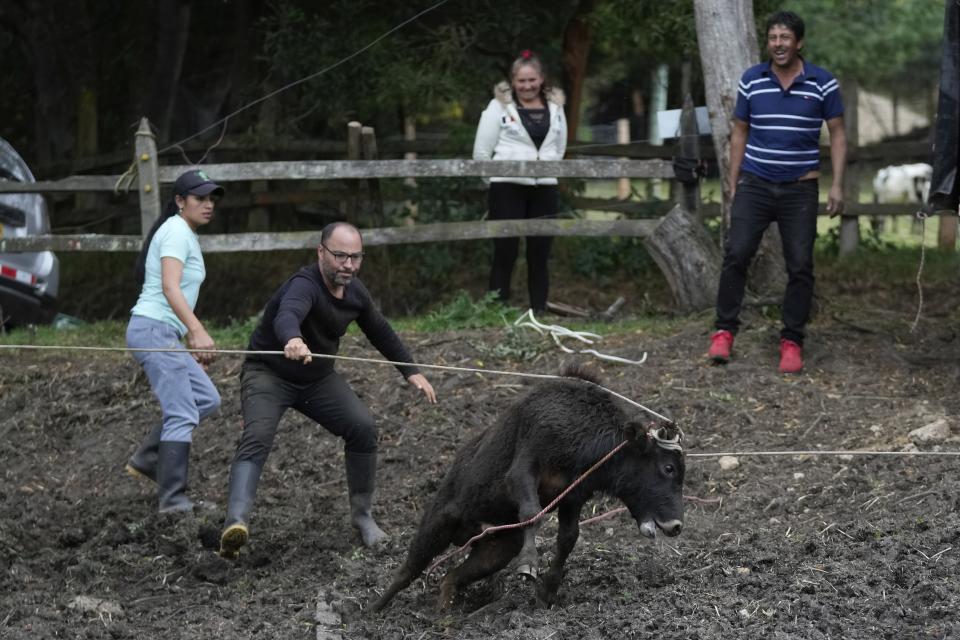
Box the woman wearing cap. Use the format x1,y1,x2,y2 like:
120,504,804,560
472,50,567,313
124,169,224,513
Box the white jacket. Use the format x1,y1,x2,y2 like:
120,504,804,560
472,81,568,185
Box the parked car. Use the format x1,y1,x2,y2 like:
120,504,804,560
0,137,59,327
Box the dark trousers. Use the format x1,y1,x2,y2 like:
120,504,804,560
715,172,819,345
233,360,377,466
487,182,558,312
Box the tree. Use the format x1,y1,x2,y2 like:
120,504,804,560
694,0,788,296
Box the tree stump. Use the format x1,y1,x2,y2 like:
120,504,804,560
644,204,721,311
748,223,788,299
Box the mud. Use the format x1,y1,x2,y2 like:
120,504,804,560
2,284,960,639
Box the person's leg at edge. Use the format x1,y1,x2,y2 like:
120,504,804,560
488,182,523,303
711,175,776,361
219,361,293,558
125,323,220,484
127,316,209,513
776,179,819,371
295,371,385,547
525,184,558,313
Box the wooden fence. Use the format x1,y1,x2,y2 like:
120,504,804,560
0,103,952,256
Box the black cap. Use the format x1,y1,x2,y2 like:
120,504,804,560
173,169,224,197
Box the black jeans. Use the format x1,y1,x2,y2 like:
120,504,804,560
487,182,558,312
233,360,377,466
715,172,819,345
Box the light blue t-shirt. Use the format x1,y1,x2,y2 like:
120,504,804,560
131,214,206,336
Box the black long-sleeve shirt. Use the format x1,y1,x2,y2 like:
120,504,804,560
247,264,419,383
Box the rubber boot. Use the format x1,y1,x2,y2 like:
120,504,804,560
345,451,388,547
126,422,163,483
219,460,263,559
157,441,194,513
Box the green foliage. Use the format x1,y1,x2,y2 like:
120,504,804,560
414,291,518,332
0,320,126,348
258,0,583,137
471,325,545,362
212,315,262,349
559,235,655,280
774,0,943,91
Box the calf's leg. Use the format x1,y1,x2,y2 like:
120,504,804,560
370,510,459,613
505,458,542,577
438,530,523,609
536,501,582,607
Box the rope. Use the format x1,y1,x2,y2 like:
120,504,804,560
909,210,927,333
113,160,138,195
687,449,960,458
0,343,671,423
513,310,648,366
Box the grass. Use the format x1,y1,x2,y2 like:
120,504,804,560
0,290,689,350
0,317,259,349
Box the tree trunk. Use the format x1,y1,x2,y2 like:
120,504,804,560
694,0,758,216
694,0,786,299
560,0,595,144
644,204,722,311
142,0,192,142
17,1,75,166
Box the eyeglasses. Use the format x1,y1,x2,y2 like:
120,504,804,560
321,243,364,264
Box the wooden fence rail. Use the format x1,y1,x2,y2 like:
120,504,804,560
0,159,674,195
0,219,659,253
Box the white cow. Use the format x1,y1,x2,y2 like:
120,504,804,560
872,163,932,204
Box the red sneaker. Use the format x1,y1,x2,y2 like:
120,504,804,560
708,330,734,363
779,339,803,373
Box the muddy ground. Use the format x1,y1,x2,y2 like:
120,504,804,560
2,278,960,639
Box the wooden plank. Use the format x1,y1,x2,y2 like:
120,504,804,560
0,219,659,253
2,160,675,194
0,175,122,193
155,159,676,182
0,234,144,252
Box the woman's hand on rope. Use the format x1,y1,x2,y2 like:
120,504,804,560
284,337,312,365
407,373,437,404
186,325,216,367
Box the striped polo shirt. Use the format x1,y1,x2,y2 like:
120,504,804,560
734,60,843,182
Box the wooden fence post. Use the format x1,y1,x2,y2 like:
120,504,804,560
938,213,957,251
677,94,701,220
361,126,385,222
362,126,393,309
403,115,418,220
839,79,860,255
134,117,161,237
616,118,631,200
346,121,363,220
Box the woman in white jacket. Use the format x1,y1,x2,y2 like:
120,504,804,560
472,51,567,313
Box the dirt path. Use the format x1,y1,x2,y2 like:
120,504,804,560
1,295,959,639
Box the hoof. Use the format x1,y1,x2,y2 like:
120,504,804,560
219,523,249,559
516,563,538,580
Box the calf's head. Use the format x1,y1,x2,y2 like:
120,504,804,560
616,419,685,539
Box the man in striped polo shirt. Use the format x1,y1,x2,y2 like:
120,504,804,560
708,10,846,374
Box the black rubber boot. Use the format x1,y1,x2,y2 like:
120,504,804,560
219,460,263,559
126,422,163,483
157,441,194,513
345,451,388,547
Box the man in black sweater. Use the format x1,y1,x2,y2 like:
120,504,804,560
219,222,436,558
